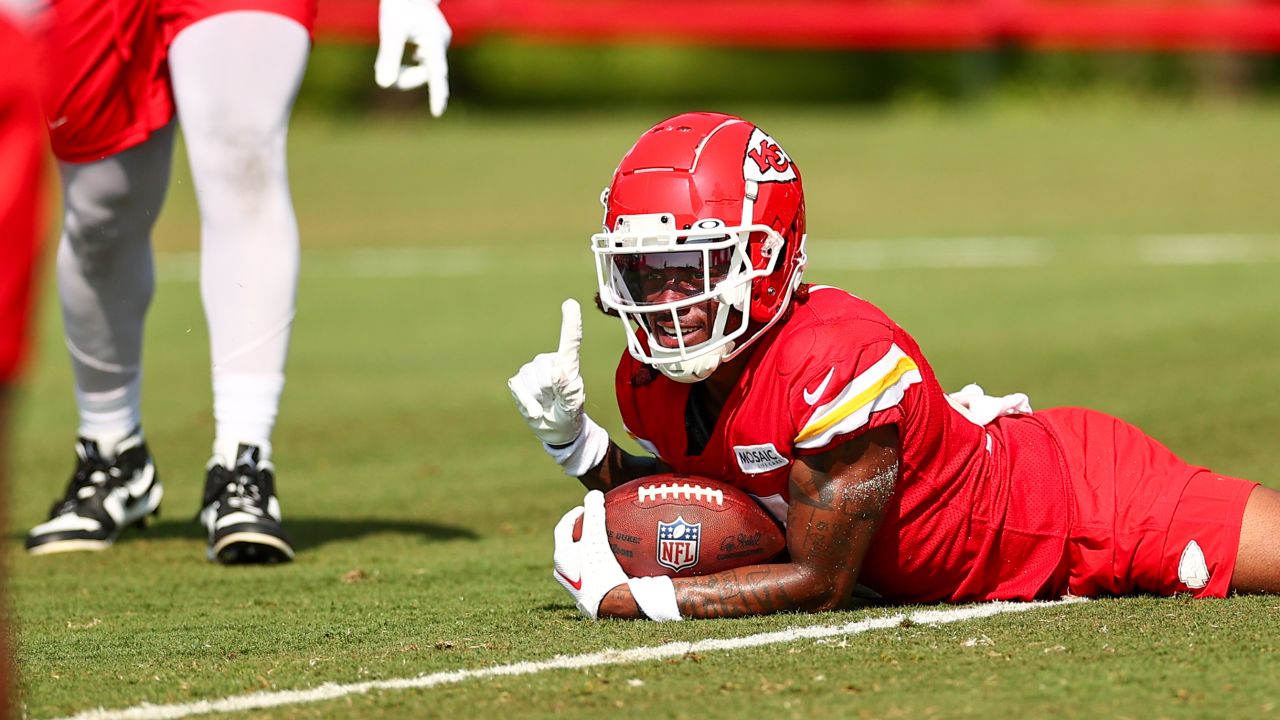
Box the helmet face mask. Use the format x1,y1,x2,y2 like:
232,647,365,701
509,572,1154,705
593,113,807,383
593,215,786,381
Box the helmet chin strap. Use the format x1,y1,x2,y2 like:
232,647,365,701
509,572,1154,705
656,343,732,383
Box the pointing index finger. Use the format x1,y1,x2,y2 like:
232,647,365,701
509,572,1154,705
557,298,582,378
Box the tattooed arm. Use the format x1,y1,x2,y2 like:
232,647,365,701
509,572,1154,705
575,442,672,493
597,424,900,619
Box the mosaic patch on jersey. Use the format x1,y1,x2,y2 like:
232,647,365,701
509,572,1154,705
733,443,790,474
657,516,701,572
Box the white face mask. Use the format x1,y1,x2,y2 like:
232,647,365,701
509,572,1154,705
592,213,786,383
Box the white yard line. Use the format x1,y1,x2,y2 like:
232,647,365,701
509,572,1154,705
815,236,1054,269
52,598,1086,720
1135,234,1280,265
153,247,491,283
815,233,1280,269
153,234,1279,282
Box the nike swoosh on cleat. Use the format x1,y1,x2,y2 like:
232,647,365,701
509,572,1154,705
803,367,836,406
555,569,583,591
126,464,155,496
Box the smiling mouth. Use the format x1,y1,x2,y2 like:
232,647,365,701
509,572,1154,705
652,319,706,347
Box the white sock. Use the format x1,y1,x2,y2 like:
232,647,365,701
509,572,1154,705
75,375,142,453
212,373,282,462
72,381,140,444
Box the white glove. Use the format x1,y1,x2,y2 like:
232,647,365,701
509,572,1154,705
508,299,587,447
552,491,684,621
374,0,452,116
553,491,629,620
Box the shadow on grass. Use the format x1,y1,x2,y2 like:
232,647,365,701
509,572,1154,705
8,517,480,552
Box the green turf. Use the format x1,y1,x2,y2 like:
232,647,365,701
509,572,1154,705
8,101,1280,719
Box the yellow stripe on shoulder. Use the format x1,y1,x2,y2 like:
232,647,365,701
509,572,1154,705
795,346,921,447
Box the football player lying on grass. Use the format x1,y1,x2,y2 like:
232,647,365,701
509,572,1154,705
508,112,1280,622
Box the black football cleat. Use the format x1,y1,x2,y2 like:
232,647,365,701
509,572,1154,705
198,444,294,564
25,429,163,555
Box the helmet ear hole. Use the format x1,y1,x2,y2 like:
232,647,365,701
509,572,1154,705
749,289,778,322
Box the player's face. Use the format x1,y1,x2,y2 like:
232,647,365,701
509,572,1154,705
648,295,718,348
615,248,734,349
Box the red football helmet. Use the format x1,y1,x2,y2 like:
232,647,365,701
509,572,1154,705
592,112,807,382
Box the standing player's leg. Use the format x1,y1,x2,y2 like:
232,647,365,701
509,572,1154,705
24,126,174,555
1230,486,1280,593
168,11,308,564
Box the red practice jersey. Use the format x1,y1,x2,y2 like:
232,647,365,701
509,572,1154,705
615,285,1075,603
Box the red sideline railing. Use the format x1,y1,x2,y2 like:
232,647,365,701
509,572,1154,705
317,0,1280,51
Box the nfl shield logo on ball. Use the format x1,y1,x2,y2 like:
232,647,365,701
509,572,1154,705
657,516,701,573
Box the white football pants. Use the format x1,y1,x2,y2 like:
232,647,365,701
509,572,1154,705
56,11,308,461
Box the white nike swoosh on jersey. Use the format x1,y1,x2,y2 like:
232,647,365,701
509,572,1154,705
803,367,836,405
46,116,68,129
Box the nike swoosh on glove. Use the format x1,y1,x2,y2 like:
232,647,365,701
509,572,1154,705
552,490,628,619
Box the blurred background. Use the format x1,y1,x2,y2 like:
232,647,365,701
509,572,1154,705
305,0,1280,113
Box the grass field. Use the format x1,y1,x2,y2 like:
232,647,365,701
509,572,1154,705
8,100,1280,719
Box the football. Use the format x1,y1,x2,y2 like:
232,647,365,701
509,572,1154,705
576,473,786,578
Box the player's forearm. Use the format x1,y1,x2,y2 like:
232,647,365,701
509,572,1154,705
679,562,857,618
576,440,665,493
597,562,843,620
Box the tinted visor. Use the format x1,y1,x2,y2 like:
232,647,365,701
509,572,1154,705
612,247,734,306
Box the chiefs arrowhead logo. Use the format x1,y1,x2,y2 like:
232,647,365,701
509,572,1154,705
1178,540,1210,589
743,128,797,183
747,139,790,174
